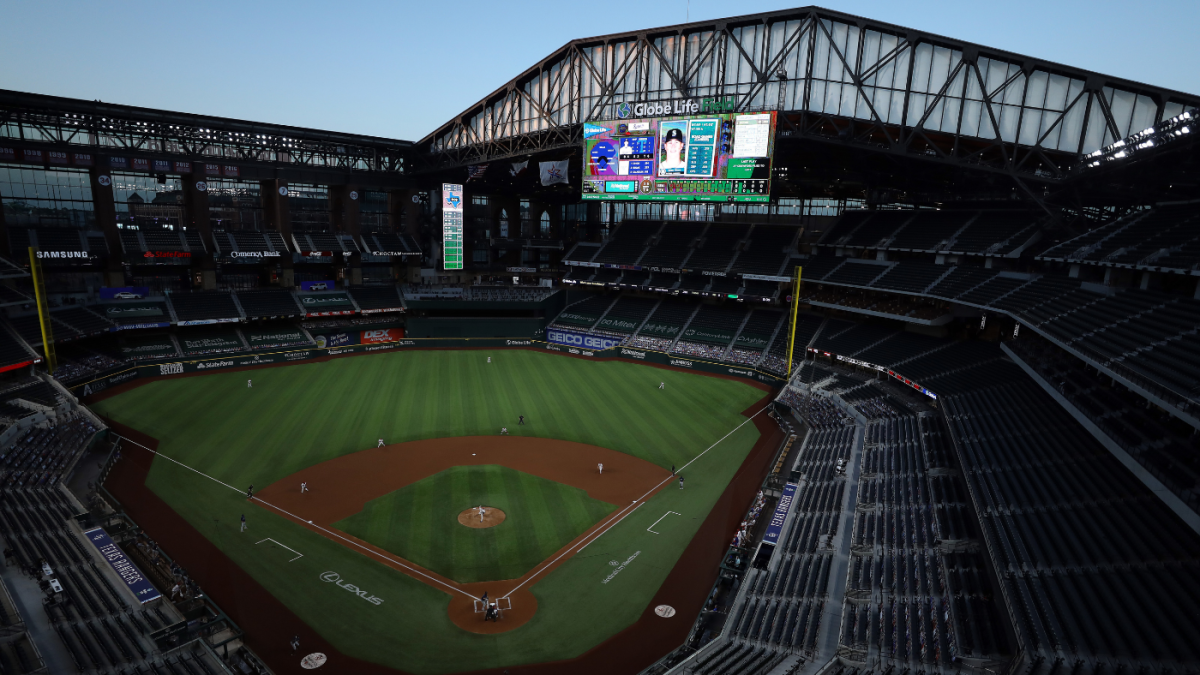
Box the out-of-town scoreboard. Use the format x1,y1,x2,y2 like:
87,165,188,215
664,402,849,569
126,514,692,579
442,183,463,270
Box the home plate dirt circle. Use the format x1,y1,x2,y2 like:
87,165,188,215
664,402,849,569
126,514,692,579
458,507,506,529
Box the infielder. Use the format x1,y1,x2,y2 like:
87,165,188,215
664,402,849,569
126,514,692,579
377,438,385,447
487,356,491,363
300,482,308,493
598,463,603,475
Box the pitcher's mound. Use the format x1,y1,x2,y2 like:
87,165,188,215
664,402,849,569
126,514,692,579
458,507,506,529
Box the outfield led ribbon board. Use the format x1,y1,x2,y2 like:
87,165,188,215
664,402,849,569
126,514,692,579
83,527,162,603
442,183,463,270
582,111,776,202
762,482,798,545
545,328,623,351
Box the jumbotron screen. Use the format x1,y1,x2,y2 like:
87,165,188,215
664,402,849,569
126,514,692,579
581,111,776,202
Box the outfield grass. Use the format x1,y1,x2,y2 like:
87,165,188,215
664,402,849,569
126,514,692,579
335,465,615,583
92,350,765,674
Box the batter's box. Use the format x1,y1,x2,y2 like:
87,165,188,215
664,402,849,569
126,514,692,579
473,597,513,613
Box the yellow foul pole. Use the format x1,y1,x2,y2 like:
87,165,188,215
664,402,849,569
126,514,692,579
785,265,802,377
28,247,56,374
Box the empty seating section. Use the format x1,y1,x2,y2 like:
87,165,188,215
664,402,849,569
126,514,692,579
7,315,49,346
677,275,708,291
461,286,555,302
229,231,271,251
732,225,794,275
1009,339,1200,512
0,327,34,369
941,369,1200,668
54,307,114,335
183,229,207,251
925,266,997,299
0,416,95,489
727,309,782,364
304,232,344,252
844,211,911,248
178,329,245,356
854,331,948,367
168,291,240,322
673,304,746,359
840,411,1007,665
593,221,658,264
899,341,1002,392
951,212,1036,253
640,222,696,268
870,261,948,293
592,268,621,284
141,229,186,251
687,225,743,271
887,211,972,251
630,300,695,349
729,390,850,654
34,228,87,252
592,297,656,335
1040,204,1200,271
813,322,896,356
364,233,413,254
824,262,888,287
761,314,824,374
742,279,780,299
795,255,844,282
954,275,1031,307
119,230,143,253
708,276,741,294
348,286,403,311
236,289,303,318
819,211,875,246
553,295,612,328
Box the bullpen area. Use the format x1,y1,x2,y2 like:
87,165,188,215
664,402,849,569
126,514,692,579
90,349,779,674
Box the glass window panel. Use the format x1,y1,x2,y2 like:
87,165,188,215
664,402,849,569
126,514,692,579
1108,88,1136,137
911,44,932,93
999,104,1020,142
863,31,881,71
908,92,927,125
1002,73,1026,106
889,88,905,124
872,88,892,122
810,80,827,114
928,47,953,95
940,96,962,133
1161,101,1185,121
965,61,984,100
1039,109,1063,149
1057,95,1086,152
1018,108,1042,146
825,82,844,115
1025,71,1049,110
1044,74,1070,112
961,100,982,138
1130,94,1157,135
1081,96,1107,153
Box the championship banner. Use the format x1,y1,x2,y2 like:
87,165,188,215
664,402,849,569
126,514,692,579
762,482,798,546
83,527,162,604
545,327,622,351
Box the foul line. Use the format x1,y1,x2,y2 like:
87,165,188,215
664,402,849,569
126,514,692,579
255,537,303,562
500,405,767,600
647,511,681,534
112,434,477,600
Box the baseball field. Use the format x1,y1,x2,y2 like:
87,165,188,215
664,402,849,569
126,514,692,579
91,349,771,674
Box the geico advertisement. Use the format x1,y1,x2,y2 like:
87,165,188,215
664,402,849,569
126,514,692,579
360,328,404,344
546,329,621,351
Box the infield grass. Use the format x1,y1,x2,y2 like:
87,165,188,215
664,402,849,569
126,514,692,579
335,465,615,583
92,349,766,674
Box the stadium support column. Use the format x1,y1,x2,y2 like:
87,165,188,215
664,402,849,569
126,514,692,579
332,185,362,286
263,179,293,287
89,167,125,287
182,163,216,290
0,190,8,258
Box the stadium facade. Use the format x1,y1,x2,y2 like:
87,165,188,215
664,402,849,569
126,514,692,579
0,6,1198,675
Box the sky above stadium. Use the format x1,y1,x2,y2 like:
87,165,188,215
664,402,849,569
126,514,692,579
2,0,1195,142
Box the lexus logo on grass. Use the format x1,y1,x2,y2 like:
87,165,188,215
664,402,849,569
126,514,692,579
320,571,383,605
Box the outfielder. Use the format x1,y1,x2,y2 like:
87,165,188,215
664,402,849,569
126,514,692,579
240,514,247,532
248,379,252,388
659,382,665,389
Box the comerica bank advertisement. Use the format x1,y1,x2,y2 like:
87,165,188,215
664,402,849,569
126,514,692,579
582,107,776,203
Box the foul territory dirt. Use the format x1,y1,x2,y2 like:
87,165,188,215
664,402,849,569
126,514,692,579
254,436,671,634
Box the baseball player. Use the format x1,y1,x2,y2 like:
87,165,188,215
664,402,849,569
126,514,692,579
487,356,491,363
598,463,603,475
501,427,508,435
519,415,525,425
300,482,308,494
477,505,486,523
291,635,300,654
240,514,247,532
659,381,665,389
248,379,252,388
246,485,254,499
679,475,684,490
377,438,385,447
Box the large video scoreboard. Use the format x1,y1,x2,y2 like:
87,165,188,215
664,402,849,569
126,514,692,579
582,110,776,202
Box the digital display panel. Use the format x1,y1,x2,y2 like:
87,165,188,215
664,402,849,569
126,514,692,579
582,111,775,202
442,183,463,270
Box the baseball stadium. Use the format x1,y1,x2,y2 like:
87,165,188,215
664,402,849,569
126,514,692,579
1,5,1200,675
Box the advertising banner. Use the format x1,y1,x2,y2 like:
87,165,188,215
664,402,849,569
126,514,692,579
82,527,162,604
314,333,357,348
100,287,150,300
762,482,798,546
300,280,337,292
178,318,240,326
360,328,403,344
103,304,164,319
545,328,623,351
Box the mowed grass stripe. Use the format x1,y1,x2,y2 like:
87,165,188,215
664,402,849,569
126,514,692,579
334,465,615,583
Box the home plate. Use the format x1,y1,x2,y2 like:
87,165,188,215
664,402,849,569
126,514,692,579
301,652,327,669
654,605,676,618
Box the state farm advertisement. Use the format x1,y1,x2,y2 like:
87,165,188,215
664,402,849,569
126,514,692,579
360,328,405,344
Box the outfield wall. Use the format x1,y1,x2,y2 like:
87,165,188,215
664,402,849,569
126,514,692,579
70,335,785,398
